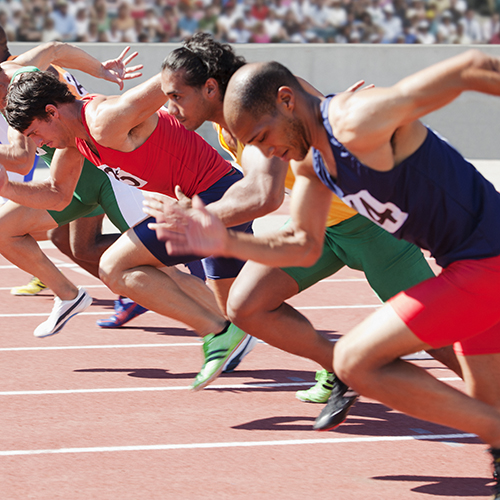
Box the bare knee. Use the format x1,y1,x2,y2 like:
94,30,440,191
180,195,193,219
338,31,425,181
49,226,72,257
333,336,366,388
99,249,123,293
227,281,260,325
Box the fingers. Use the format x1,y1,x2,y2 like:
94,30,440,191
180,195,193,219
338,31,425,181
123,51,140,67
117,46,131,61
174,185,187,200
345,80,365,92
192,195,207,210
124,66,144,76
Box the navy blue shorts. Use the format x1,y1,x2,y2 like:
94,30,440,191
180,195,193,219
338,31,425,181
134,168,253,280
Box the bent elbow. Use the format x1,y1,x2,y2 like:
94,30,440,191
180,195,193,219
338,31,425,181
265,190,285,214
301,245,322,268
51,192,73,211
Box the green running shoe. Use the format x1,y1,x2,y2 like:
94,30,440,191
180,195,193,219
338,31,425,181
296,369,335,403
191,323,248,391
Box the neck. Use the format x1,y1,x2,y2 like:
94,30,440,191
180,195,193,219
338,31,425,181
68,99,90,141
302,92,324,151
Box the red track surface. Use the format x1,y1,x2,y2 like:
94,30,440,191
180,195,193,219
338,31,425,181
0,238,492,499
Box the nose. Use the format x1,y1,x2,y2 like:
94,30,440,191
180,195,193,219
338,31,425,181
262,145,275,159
166,101,178,115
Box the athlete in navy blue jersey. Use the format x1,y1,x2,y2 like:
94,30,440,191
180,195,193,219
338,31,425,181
144,50,500,497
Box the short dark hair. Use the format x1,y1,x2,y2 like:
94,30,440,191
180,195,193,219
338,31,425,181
161,32,246,98
234,61,303,119
5,71,75,132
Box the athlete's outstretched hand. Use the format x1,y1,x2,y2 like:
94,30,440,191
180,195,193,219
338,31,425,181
344,80,375,93
101,46,143,90
144,191,227,256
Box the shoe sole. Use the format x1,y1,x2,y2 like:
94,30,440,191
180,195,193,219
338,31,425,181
11,290,47,296
97,307,148,329
191,334,249,392
313,395,359,432
35,293,93,338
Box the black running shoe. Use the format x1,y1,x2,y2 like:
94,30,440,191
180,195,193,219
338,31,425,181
489,447,500,499
313,378,359,431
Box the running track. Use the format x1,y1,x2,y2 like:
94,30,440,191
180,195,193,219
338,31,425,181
0,205,492,499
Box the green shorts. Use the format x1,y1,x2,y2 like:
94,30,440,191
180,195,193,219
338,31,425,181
282,213,434,301
45,159,145,232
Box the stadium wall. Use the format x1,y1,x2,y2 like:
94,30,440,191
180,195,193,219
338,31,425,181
10,43,500,160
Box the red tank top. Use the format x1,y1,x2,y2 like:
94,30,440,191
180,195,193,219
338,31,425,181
75,97,231,198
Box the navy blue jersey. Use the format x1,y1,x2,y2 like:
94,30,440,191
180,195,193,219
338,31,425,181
312,95,500,268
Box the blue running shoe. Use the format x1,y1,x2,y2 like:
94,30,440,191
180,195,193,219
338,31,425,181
97,297,148,328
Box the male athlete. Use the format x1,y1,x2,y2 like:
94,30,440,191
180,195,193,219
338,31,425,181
157,33,459,414
0,41,152,336
140,52,500,497
3,68,254,390
0,26,149,327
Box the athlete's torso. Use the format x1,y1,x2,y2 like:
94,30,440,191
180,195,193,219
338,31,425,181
76,102,231,197
313,95,500,267
214,123,357,227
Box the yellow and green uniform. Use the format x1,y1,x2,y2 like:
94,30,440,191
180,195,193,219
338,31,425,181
215,124,434,301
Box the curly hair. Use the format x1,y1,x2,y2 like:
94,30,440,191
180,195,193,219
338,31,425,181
5,70,75,133
161,32,246,98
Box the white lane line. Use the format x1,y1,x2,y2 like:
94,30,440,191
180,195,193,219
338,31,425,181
0,304,382,319
0,343,202,352
0,381,312,396
0,377,462,397
0,432,476,456
0,284,105,291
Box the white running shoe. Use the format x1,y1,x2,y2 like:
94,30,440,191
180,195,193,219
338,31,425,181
34,287,92,338
222,334,258,373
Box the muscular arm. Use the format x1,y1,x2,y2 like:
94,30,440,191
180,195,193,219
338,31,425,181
147,150,332,268
0,126,37,175
206,145,288,226
90,73,166,146
333,49,500,156
7,42,142,90
0,146,83,210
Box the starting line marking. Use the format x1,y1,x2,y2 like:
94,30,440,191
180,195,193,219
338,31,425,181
0,432,476,457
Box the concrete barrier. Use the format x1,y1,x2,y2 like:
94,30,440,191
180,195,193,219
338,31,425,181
10,42,500,159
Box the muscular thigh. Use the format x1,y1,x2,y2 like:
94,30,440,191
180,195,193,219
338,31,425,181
100,227,166,273
0,201,58,237
228,260,300,315
335,303,432,375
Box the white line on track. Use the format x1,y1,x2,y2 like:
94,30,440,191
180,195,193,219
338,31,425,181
0,284,106,291
0,432,476,456
0,342,202,351
0,304,382,318
0,377,462,397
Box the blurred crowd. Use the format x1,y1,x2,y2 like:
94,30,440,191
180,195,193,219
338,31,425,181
2,0,500,44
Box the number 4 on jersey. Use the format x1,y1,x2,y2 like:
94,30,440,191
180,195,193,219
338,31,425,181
343,189,408,233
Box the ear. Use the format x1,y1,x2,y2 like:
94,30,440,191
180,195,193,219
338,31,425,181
203,78,220,100
45,103,59,118
276,86,295,114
